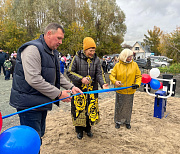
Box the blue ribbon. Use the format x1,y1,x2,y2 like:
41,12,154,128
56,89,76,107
2,86,132,119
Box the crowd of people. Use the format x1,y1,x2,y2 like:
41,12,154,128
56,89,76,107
1,22,142,153
101,55,119,73
0,49,17,80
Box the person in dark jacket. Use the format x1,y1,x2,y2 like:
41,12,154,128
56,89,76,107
102,58,107,73
10,53,17,78
0,48,6,76
5,51,10,60
146,57,152,70
9,23,82,152
67,37,109,139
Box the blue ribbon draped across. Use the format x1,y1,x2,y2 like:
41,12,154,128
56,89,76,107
2,86,132,119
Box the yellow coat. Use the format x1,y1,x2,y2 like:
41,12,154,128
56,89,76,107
109,60,142,94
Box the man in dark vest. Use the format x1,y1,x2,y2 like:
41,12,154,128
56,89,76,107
10,23,82,152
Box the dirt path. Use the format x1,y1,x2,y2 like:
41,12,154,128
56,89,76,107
0,72,179,132
40,91,180,154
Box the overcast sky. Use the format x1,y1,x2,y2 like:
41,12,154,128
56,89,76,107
116,0,180,46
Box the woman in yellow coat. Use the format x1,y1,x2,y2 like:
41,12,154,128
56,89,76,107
109,49,142,129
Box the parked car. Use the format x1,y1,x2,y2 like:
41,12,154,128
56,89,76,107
103,54,119,60
134,59,147,69
159,56,173,62
151,58,170,67
134,59,159,69
148,56,173,62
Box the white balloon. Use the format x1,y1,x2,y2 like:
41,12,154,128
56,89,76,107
150,68,160,78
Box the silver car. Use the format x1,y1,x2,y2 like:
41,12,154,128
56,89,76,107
159,56,173,62
151,59,170,67
148,56,173,62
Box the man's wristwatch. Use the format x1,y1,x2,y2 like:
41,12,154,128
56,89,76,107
58,91,62,98
70,86,74,90
69,86,74,94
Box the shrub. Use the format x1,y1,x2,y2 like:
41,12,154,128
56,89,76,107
158,63,180,74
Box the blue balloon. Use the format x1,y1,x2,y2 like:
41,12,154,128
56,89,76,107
150,78,160,90
0,125,40,154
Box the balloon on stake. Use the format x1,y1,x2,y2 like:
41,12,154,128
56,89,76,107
150,68,160,78
159,82,163,89
0,125,41,154
0,112,2,132
141,74,151,84
150,78,160,90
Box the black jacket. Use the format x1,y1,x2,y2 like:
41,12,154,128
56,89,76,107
67,50,106,91
0,51,7,64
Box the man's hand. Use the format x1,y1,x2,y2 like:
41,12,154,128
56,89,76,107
58,90,72,102
103,83,109,93
132,84,139,89
71,86,83,95
81,77,90,85
115,81,123,87
103,83,109,89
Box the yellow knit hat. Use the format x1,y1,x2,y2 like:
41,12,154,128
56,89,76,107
83,37,96,51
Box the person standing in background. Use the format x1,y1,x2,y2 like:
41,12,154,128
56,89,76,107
113,56,119,65
146,57,152,70
0,48,6,76
102,58,107,73
10,53,17,78
3,58,12,80
60,57,65,74
67,37,109,139
11,51,16,59
109,49,142,129
6,51,10,60
62,54,67,69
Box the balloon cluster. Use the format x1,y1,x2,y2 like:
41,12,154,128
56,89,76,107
0,112,40,154
142,68,163,90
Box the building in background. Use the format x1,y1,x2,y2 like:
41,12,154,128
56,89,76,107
131,42,153,59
